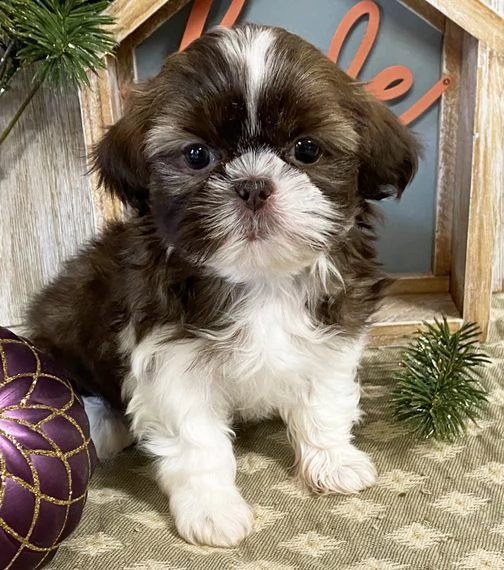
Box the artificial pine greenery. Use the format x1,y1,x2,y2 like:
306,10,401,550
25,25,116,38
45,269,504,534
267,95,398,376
0,0,115,144
391,317,490,442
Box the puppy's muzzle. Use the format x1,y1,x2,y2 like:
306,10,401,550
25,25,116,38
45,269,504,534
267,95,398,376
234,178,273,212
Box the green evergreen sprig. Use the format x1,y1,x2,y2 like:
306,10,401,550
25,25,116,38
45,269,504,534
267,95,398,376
391,317,490,442
0,0,115,144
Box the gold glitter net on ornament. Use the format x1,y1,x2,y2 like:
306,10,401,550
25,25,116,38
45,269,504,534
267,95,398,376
0,334,96,569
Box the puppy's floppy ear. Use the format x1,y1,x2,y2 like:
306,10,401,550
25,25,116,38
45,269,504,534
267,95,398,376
352,92,421,201
91,83,156,214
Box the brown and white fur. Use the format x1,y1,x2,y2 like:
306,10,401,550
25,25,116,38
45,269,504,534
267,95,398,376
26,24,419,547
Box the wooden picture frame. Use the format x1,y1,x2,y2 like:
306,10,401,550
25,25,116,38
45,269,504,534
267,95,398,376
78,0,504,346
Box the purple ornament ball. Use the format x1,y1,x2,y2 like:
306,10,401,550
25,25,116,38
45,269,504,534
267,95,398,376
0,327,97,569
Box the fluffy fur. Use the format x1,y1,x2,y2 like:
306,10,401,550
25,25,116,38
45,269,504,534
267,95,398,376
26,24,419,547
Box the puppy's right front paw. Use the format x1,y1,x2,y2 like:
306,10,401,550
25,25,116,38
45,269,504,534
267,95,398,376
170,485,253,547
298,444,377,495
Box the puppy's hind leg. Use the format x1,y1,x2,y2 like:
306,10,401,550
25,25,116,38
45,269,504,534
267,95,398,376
82,396,135,460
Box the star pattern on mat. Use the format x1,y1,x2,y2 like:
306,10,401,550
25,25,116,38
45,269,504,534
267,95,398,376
454,549,504,569
387,523,448,550
466,462,504,485
87,487,131,505
331,497,386,523
431,491,489,517
344,559,409,570
412,441,465,462
177,543,234,557
490,522,504,536
252,504,287,532
278,532,345,558
62,532,123,556
124,562,185,570
125,510,169,530
466,419,495,437
377,469,428,493
237,452,276,474
232,561,296,570
488,387,504,407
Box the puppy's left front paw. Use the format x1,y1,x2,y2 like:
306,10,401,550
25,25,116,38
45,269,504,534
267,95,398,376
298,444,376,494
170,484,253,547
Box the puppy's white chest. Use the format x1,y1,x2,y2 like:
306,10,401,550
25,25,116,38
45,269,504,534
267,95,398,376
223,287,327,415
240,300,307,373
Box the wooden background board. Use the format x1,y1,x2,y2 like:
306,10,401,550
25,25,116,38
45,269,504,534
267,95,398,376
487,0,504,291
0,70,95,329
0,0,502,333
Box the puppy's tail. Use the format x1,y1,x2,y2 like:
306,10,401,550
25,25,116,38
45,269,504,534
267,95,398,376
82,396,135,460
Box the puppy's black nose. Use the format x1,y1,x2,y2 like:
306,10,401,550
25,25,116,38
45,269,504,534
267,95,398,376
234,178,273,211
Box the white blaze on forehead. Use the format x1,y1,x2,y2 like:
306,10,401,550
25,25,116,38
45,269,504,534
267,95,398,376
218,26,276,133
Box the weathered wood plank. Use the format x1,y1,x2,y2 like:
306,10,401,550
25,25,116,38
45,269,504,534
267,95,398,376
106,0,183,44
123,0,192,49
433,20,463,276
400,0,445,30
425,0,504,53
0,71,95,328
386,275,450,295
450,33,477,317
462,43,502,336
78,63,124,228
483,0,504,292
451,29,502,338
368,292,462,347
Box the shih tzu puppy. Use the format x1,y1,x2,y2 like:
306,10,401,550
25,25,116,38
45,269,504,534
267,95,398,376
27,24,419,547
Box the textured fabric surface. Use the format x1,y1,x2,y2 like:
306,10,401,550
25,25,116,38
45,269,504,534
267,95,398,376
50,296,504,570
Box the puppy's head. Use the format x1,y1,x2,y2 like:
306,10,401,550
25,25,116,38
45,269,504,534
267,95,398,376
94,24,419,281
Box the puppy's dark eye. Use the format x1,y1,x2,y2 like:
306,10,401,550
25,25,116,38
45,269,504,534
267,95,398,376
293,138,321,164
184,144,212,170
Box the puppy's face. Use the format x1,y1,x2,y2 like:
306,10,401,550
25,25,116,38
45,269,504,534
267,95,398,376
95,24,419,281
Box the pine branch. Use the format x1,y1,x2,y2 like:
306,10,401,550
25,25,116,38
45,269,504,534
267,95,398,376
0,0,115,88
391,316,490,442
0,0,115,144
